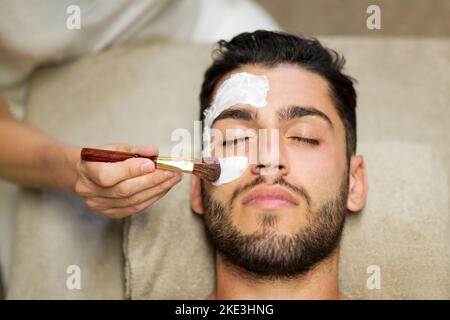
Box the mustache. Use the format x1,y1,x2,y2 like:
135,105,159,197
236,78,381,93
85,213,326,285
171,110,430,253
229,176,312,208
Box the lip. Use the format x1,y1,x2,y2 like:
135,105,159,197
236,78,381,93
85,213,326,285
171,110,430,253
241,185,299,209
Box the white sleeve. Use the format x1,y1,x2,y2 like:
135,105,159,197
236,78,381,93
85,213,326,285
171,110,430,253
0,0,280,118
187,0,281,43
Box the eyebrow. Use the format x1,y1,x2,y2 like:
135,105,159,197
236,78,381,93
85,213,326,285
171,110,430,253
211,105,333,128
212,108,257,125
278,105,334,128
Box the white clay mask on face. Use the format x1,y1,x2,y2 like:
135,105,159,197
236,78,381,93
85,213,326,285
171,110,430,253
212,156,249,186
203,72,269,185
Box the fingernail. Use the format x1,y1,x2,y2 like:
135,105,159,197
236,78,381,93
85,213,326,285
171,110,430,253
141,161,154,173
164,171,174,178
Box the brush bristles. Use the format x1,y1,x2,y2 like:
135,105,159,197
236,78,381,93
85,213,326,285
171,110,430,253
193,162,221,182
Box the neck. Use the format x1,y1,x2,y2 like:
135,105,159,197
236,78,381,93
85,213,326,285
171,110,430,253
209,249,344,300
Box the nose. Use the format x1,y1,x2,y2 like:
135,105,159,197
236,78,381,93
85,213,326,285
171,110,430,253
249,128,289,177
251,162,288,176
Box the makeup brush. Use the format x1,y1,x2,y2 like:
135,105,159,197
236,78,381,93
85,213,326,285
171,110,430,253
80,147,221,182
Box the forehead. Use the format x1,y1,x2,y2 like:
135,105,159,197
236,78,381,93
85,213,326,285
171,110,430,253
212,64,340,125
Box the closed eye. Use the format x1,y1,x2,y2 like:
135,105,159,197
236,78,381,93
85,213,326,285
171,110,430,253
289,137,320,146
222,137,249,146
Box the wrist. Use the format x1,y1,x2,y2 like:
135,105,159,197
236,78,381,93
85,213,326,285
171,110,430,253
64,144,82,194
48,143,81,194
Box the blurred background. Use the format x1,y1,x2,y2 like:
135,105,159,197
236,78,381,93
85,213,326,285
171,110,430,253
257,0,449,36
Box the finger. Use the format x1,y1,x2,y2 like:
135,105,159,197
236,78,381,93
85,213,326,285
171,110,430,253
134,145,159,157
81,157,156,187
97,190,170,219
85,172,183,209
79,143,159,186
89,169,182,198
78,169,181,198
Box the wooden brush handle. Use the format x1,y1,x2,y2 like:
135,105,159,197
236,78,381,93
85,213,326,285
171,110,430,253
81,148,157,163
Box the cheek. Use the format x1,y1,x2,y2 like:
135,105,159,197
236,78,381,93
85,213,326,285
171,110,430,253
285,140,345,200
206,182,236,205
286,142,337,174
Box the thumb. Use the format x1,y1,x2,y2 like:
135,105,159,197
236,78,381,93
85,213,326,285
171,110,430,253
83,143,159,187
93,157,155,187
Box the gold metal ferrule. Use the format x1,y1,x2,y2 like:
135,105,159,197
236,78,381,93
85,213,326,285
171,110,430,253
154,156,194,173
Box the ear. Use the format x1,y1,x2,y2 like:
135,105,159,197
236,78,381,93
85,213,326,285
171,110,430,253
346,155,368,212
190,175,204,215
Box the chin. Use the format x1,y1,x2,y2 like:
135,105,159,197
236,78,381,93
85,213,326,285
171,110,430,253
234,208,307,236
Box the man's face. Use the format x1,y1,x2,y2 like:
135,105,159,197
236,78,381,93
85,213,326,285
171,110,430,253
194,64,356,278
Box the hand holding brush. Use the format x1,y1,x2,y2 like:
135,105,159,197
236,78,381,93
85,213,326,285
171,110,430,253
74,144,185,219
80,148,221,182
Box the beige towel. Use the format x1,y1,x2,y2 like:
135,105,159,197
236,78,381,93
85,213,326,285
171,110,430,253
126,141,449,299
8,191,124,299
7,39,212,299
6,38,449,299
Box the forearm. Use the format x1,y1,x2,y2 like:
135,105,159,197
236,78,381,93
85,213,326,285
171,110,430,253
0,100,80,194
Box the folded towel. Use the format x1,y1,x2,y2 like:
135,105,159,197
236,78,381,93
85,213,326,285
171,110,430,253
8,191,125,299
7,39,213,299
6,38,449,299
124,179,215,299
126,141,449,299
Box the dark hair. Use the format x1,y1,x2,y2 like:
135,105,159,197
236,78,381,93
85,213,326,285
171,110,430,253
199,30,357,163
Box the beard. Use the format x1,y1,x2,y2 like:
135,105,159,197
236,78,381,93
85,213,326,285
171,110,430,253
201,175,349,280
